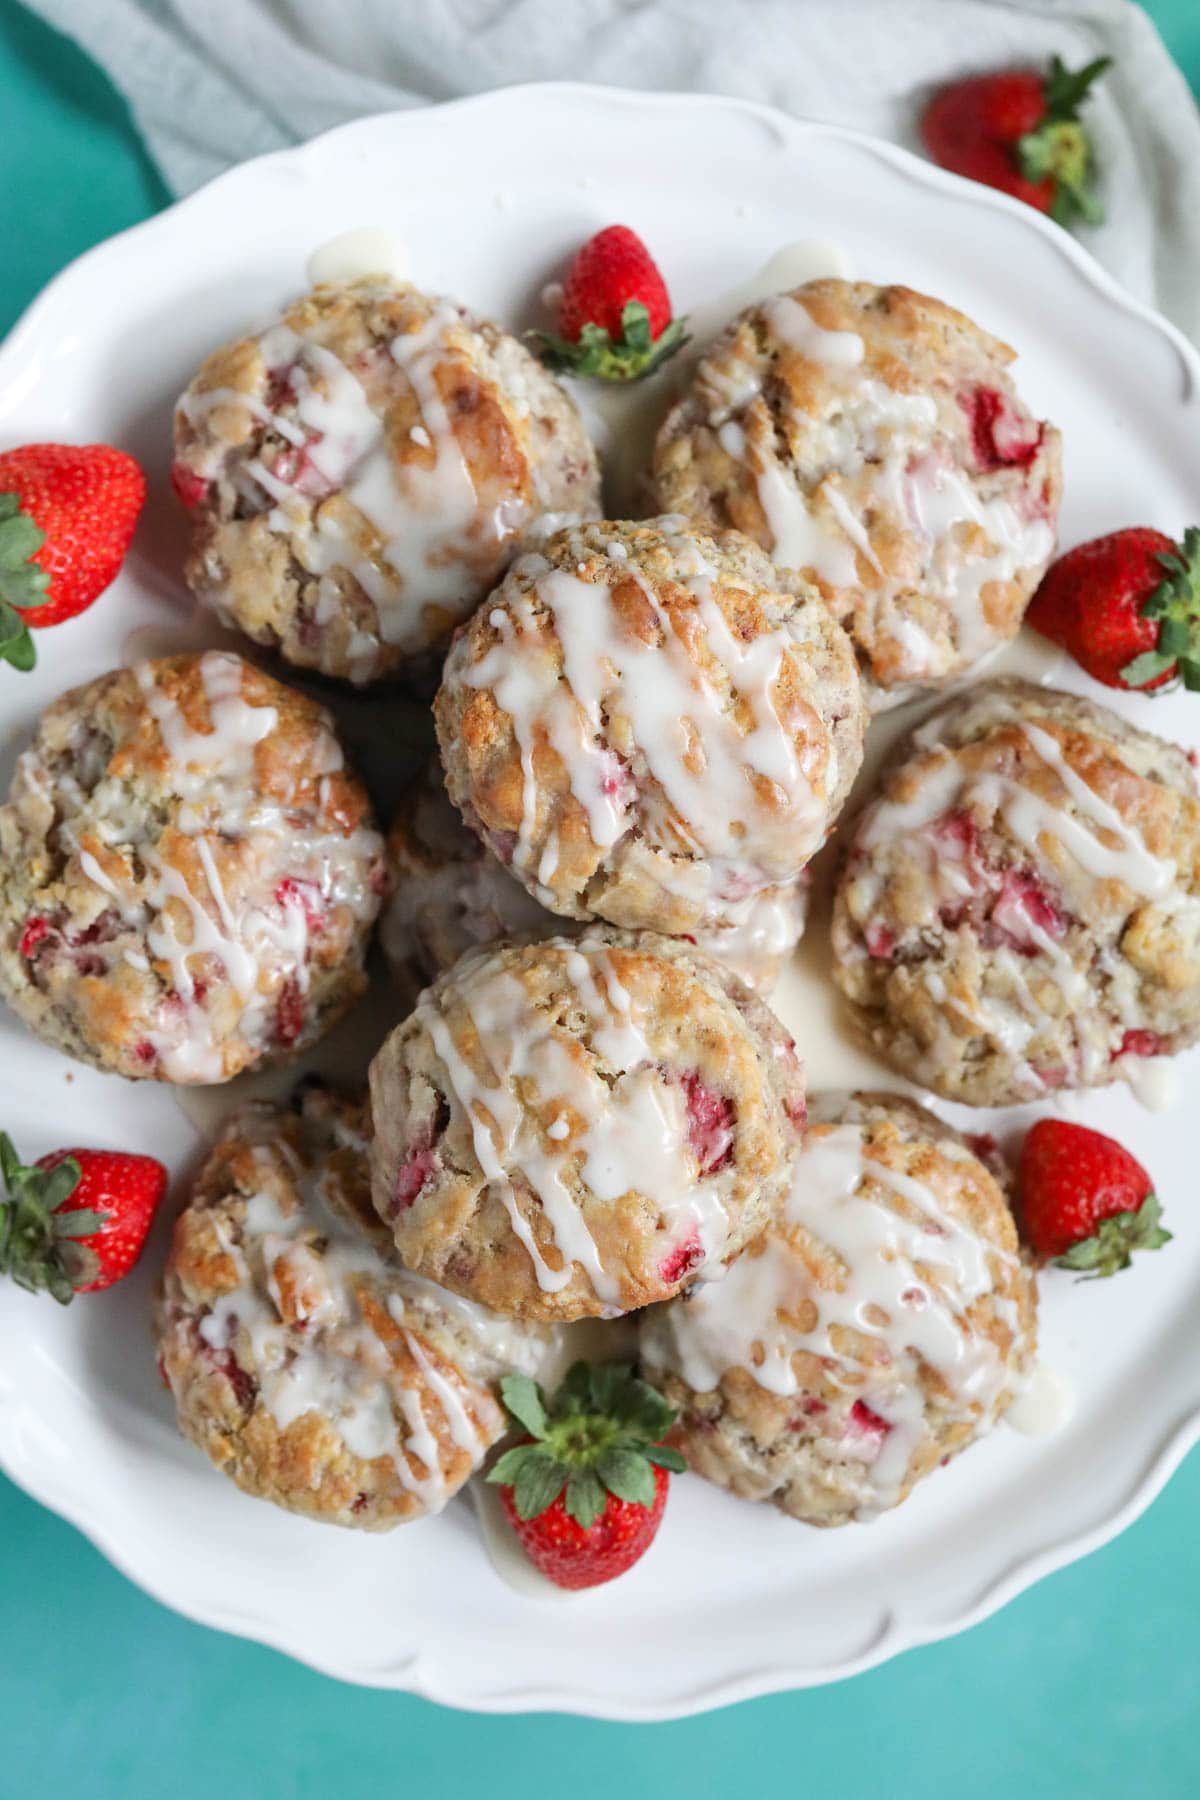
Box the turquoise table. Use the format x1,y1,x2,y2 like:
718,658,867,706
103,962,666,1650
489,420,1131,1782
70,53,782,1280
2,4,1199,1793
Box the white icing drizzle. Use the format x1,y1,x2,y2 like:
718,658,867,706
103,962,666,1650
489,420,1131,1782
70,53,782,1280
852,709,1179,1086
229,301,522,651
695,289,1051,678
463,534,832,907
897,458,1055,662
748,444,860,587
81,655,378,1082
763,295,864,366
135,652,277,796
415,940,729,1303
644,1122,1026,1518
1013,722,1176,898
196,1167,492,1511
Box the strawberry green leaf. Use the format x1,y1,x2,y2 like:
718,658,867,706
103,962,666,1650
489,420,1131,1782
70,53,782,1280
553,1360,597,1415
486,1443,549,1486
586,1360,636,1417
498,1372,549,1440
1017,58,1110,230
0,492,49,613
534,303,689,383
644,1443,688,1473
0,501,45,571
1042,54,1113,123
0,1134,21,1188
611,1377,677,1439
564,1469,607,1530
41,1160,82,1211
51,1207,108,1240
1052,1192,1172,1279
596,1446,656,1509
0,1135,82,1303
1119,649,1176,689
0,602,36,672
1123,525,1200,690
56,1239,101,1292
512,1449,569,1522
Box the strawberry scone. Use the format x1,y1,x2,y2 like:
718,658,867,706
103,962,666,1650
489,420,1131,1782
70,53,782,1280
0,652,384,1082
368,930,806,1324
172,277,601,685
639,1091,1037,1526
831,679,1200,1104
652,280,1061,708
435,515,864,938
158,1086,561,1529
383,756,809,1003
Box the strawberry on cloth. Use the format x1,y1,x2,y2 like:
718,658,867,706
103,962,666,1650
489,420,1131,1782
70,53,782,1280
921,55,1111,227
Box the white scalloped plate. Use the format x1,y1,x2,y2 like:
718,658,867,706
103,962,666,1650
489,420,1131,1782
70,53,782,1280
1,85,1199,1720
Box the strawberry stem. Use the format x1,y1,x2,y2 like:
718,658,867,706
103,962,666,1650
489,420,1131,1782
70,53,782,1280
1121,525,1200,691
0,493,47,672
1052,1191,1172,1279
486,1361,686,1526
1017,54,1111,228
534,302,689,382
0,1133,87,1305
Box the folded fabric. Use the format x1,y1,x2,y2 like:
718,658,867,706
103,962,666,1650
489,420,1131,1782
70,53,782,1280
24,0,1200,340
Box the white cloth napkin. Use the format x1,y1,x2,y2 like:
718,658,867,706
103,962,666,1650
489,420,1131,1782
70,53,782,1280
25,0,1200,340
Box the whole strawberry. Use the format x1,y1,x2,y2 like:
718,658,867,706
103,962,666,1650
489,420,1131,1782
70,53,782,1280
487,1360,686,1590
536,225,687,381
1026,525,1200,692
921,55,1111,228
1019,1119,1170,1278
0,442,146,671
0,1132,168,1302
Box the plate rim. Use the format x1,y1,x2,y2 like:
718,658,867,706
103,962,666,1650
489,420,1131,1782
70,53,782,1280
2,80,1199,1720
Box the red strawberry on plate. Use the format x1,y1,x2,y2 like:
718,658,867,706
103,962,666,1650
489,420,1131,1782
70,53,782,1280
487,1360,686,1590
0,442,146,671
921,55,1111,228
1018,1118,1171,1278
1025,525,1200,692
0,1132,168,1302
536,225,687,381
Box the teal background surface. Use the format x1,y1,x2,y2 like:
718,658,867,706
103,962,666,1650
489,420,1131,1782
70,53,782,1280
1,3,1199,1794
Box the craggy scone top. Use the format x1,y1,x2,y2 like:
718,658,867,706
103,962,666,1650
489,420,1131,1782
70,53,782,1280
832,678,1200,1105
640,1091,1037,1527
158,1087,561,1529
435,515,866,937
653,280,1062,708
0,651,383,1082
173,277,602,683
368,930,806,1324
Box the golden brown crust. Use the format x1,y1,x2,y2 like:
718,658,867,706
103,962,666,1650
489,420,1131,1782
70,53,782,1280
831,679,1200,1103
157,1090,511,1530
653,280,1062,708
435,516,865,935
0,653,383,1082
640,1091,1037,1526
369,929,805,1322
175,279,601,684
